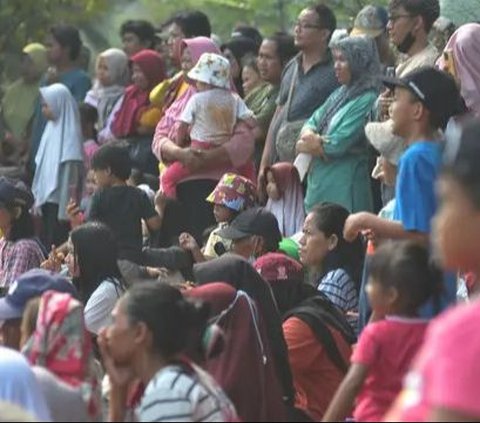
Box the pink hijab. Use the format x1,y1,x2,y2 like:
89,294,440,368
153,37,220,142
437,23,480,116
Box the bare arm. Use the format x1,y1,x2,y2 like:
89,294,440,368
344,212,429,246
176,121,190,148
323,364,368,422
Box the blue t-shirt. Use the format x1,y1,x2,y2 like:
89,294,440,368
394,141,441,233
394,141,456,316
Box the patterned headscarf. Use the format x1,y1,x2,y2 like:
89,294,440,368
313,35,381,134
23,291,101,420
206,173,256,212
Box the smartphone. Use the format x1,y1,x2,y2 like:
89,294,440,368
443,49,457,79
386,66,396,79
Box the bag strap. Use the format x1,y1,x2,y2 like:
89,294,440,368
285,59,299,118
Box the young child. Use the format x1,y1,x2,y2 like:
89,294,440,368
323,240,441,422
179,173,256,262
386,119,480,422
344,67,461,315
79,103,99,171
32,83,84,249
264,162,305,237
160,53,255,198
87,144,162,264
241,53,263,97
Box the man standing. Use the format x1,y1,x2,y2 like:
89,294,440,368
258,4,339,191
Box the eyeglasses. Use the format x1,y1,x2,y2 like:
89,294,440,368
294,21,322,31
388,14,414,23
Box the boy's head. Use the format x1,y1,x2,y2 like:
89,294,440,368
91,145,132,187
120,20,156,57
434,119,480,273
206,173,256,223
187,53,231,90
384,66,460,139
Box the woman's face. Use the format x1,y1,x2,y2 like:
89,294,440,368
257,40,283,85
299,212,335,267
131,63,149,91
433,176,480,272
181,48,194,74
266,170,281,201
223,48,240,80
105,298,138,366
0,207,13,231
333,49,352,85
41,100,55,121
96,56,111,87
242,65,262,96
21,54,39,82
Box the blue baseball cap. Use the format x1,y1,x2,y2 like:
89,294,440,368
0,269,77,321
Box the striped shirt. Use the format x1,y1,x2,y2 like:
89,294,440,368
318,269,359,331
138,364,237,422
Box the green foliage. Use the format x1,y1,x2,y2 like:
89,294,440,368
0,0,107,87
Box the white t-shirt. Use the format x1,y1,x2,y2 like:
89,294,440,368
180,88,253,145
84,278,124,335
137,364,237,422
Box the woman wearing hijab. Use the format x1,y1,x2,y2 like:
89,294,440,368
193,254,295,415
23,291,101,421
221,36,259,98
184,282,287,422
0,346,51,421
1,43,48,167
85,48,130,138
297,36,381,213
152,37,256,242
33,83,84,248
436,23,480,117
111,49,166,176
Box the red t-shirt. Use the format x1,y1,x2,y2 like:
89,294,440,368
387,300,480,421
352,317,428,422
283,317,352,421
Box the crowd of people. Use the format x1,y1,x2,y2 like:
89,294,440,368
1,0,480,421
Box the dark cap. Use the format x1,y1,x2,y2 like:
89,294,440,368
382,66,461,129
0,269,77,321
218,207,282,244
0,177,34,210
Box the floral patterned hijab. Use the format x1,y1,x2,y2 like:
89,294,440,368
23,291,101,420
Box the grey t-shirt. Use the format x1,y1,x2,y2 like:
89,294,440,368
277,52,339,121
33,366,89,422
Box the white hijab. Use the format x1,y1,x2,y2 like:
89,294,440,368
0,347,51,421
33,83,84,209
89,48,130,129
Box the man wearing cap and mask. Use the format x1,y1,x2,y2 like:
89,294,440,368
0,269,76,350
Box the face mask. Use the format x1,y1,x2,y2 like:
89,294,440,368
397,31,416,54
247,236,259,264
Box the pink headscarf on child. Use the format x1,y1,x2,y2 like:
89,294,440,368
437,23,480,116
265,163,305,237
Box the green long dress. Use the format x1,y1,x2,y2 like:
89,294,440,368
303,88,377,213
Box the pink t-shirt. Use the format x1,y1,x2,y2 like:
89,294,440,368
83,139,100,171
352,317,428,422
387,300,480,421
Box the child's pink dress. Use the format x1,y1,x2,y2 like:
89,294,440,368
83,139,100,171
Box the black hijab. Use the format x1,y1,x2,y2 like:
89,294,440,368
194,254,295,406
